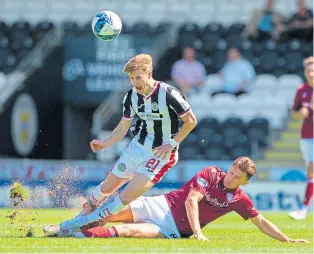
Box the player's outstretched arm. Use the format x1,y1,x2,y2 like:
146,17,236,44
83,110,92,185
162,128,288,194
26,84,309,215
185,188,208,241
90,118,132,153
250,214,310,243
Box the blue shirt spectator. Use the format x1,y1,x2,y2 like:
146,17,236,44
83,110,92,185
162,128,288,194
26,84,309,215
212,48,256,97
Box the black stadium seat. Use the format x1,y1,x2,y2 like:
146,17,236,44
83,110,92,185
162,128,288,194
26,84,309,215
283,51,303,73
203,23,224,37
35,21,54,40
228,136,251,160
132,22,152,36
0,21,9,37
247,118,269,147
63,21,80,36
155,22,172,35
222,117,245,141
180,145,202,160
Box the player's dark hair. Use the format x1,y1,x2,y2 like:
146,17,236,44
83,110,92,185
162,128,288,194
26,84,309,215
232,157,256,180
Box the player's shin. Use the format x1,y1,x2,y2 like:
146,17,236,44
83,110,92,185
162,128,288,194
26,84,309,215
85,194,126,224
89,182,108,205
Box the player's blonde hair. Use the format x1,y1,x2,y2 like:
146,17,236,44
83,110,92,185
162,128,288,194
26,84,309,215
232,157,256,180
303,56,314,67
123,54,153,75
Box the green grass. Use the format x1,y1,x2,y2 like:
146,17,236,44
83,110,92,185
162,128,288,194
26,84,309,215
0,209,312,253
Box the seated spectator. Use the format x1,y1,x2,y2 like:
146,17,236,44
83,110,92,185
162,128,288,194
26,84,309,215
171,47,206,97
279,0,313,42
212,48,256,97
244,0,284,41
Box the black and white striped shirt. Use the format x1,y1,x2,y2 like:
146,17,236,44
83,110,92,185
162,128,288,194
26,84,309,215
122,81,191,149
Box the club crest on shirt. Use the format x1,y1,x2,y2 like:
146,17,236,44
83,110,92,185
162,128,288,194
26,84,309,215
151,102,159,111
196,177,208,188
226,192,234,203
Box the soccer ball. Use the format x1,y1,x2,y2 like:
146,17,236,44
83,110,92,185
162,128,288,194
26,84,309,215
92,11,122,41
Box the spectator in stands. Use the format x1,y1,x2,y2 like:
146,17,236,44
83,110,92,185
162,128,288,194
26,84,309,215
212,48,256,97
171,47,206,97
244,0,284,41
279,0,313,42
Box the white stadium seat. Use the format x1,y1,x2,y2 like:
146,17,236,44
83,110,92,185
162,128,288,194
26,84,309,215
211,94,236,107
278,74,304,90
205,74,222,93
253,74,278,92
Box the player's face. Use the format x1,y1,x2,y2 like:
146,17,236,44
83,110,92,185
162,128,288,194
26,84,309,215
304,64,313,86
129,70,150,95
224,167,248,189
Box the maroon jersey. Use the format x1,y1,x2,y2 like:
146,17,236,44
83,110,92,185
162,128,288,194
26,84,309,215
292,83,313,139
165,167,259,238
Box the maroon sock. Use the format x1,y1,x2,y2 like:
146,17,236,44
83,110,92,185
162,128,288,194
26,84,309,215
303,178,314,207
82,226,119,238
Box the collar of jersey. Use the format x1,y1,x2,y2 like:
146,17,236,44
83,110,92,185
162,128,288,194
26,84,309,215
218,174,238,193
142,81,160,99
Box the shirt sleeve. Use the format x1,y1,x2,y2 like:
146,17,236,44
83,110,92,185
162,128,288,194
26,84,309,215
190,168,216,196
292,88,302,111
166,87,191,117
122,90,135,120
234,194,259,220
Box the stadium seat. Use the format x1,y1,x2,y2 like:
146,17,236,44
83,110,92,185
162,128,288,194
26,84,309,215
228,135,251,160
62,21,80,36
211,94,236,107
247,117,269,147
278,74,303,90
258,107,287,129
205,74,222,92
34,21,54,40
253,74,278,92
259,51,279,74
132,22,152,36
222,117,245,142
203,23,224,37
0,21,9,37
203,139,226,160
283,51,303,73
155,22,172,35
180,145,202,160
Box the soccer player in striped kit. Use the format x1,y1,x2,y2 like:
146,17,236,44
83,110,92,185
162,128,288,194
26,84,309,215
289,57,313,220
59,54,197,234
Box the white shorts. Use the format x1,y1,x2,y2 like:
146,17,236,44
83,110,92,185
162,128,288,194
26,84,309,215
129,195,181,239
300,138,313,164
111,139,178,183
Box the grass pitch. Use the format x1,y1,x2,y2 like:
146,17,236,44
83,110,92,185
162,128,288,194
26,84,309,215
0,209,312,253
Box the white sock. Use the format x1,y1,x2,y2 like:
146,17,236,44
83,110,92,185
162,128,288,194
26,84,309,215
84,195,125,225
89,182,106,205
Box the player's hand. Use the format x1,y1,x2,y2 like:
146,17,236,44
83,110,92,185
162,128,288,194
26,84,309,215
300,107,309,119
153,144,173,159
194,233,209,241
90,140,106,153
287,238,310,244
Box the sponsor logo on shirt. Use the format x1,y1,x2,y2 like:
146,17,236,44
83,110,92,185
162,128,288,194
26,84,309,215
196,177,208,188
205,194,229,208
138,112,163,120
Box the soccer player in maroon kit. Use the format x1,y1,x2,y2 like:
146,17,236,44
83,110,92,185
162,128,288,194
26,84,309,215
289,57,313,220
45,157,308,243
